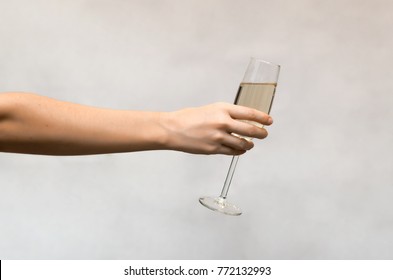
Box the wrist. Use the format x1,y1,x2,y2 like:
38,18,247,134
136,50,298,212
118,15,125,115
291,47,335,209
156,111,175,150
157,110,188,152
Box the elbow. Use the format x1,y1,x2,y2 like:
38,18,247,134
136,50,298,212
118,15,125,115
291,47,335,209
0,92,18,118
0,117,7,153
0,92,20,152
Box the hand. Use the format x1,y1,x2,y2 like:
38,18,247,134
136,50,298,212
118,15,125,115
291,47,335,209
162,102,273,155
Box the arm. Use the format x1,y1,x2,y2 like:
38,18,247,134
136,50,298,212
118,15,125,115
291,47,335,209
0,92,272,156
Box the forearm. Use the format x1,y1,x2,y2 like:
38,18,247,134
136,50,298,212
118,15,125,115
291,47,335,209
0,93,168,155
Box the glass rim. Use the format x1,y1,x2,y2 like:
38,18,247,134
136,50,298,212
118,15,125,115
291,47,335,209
251,57,281,68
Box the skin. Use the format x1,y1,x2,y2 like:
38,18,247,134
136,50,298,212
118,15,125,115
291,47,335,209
0,92,273,156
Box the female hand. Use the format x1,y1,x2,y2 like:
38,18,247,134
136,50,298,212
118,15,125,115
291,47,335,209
162,102,273,155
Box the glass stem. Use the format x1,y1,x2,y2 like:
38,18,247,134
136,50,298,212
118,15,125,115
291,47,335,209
219,155,240,199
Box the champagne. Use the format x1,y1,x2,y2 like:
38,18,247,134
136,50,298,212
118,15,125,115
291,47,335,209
234,82,276,128
235,82,276,113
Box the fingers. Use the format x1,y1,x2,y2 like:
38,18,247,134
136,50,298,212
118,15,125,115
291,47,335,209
222,133,254,151
229,120,269,139
211,134,254,155
215,145,248,156
227,104,273,126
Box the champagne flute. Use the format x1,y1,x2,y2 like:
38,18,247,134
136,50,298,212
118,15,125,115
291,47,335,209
199,58,280,216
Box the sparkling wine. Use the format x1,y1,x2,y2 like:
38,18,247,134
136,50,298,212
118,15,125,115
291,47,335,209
234,82,277,129
235,82,276,112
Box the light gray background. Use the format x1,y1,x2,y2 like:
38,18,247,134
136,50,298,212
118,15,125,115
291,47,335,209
1,0,392,259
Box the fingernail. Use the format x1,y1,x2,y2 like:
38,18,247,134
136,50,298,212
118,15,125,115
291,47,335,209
241,138,254,150
268,117,273,124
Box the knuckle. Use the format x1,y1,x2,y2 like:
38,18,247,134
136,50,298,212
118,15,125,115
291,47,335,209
215,115,230,130
212,145,223,154
204,144,219,154
245,109,257,120
212,131,225,142
213,102,229,109
251,126,268,139
248,125,260,136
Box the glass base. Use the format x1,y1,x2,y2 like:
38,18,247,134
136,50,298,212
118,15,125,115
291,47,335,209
199,196,242,216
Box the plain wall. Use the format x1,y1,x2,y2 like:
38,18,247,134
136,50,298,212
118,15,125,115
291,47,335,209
0,0,392,259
